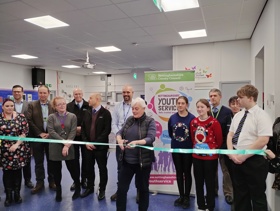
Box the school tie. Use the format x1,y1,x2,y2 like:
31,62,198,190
92,109,96,114
232,110,249,145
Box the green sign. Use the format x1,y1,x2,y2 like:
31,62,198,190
145,71,194,82
133,73,137,79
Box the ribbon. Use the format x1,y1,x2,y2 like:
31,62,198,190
0,135,266,156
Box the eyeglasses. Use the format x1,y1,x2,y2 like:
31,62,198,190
56,103,66,107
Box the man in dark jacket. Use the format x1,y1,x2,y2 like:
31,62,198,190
80,93,112,200
209,88,233,205
67,88,89,190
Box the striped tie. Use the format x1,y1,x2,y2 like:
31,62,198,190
232,110,249,145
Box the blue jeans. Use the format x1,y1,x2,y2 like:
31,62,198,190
116,161,151,211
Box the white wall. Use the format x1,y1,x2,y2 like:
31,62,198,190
251,0,280,210
0,62,33,90
173,39,251,99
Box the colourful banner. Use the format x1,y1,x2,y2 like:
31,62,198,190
145,70,195,194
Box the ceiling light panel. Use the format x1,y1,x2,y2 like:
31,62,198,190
11,54,38,59
95,46,121,52
179,29,207,39
161,0,199,12
62,65,80,68
92,71,107,74
24,15,69,29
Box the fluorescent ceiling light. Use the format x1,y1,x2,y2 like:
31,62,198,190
62,65,80,69
179,29,207,39
161,0,199,12
24,15,69,29
95,46,121,52
11,54,38,59
92,71,106,74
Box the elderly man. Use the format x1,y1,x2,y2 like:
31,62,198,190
80,93,112,200
12,85,34,189
67,88,89,190
209,88,233,204
26,85,56,194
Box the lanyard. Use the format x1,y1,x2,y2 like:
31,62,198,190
211,108,221,119
123,104,131,122
56,112,67,129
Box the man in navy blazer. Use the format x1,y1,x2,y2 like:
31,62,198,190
80,93,112,200
12,85,34,189
26,85,56,194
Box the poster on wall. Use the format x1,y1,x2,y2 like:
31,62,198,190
145,71,195,194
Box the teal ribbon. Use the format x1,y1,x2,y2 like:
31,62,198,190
0,135,265,156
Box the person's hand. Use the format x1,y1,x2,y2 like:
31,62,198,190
118,139,127,150
86,144,96,150
76,126,81,136
229,154,243,164
64,143,71,148
9,143,19,152
62,145,69,156
265,149,276,160
40,133,49,139
126,140,139,149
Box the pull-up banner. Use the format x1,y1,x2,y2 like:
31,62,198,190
145,70,195,195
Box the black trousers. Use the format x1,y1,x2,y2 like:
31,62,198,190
32,142,54,183
3,169,22,190
85,149,108,191
117,161,151,211
231,155,268,211
49,159,79,187
116,145,138,188
74,144,87,182
22,159,32,182
193,158,218,211
172,152,193,197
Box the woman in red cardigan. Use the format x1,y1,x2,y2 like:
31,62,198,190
190,99,223,211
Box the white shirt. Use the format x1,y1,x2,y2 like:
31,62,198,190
229,104,272,150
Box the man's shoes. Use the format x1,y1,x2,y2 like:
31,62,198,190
49,182,57,191
225,195,233,205
110,192,117,201
25,180,34,189
70,183,76,191
174,196,184,206
31,182,44,194
80,188,94,198
81,179,87,189
98,190,105,200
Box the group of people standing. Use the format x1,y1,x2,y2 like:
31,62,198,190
0,83,277,211
168,85,274,211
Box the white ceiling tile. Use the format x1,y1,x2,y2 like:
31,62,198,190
132,13,168,27
237,24,255,33
202,1,242,19
198,0,241,7
82,4,128,21
174,20,206,32
116,28,148,37
236,32,252,39
0,1,44,19
65,0,112,9
22,0,75,13
144,24,176,35
117,0,160,17
164,8,203,23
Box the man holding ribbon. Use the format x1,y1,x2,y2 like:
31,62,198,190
227,85,272,211
26,85,56,194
